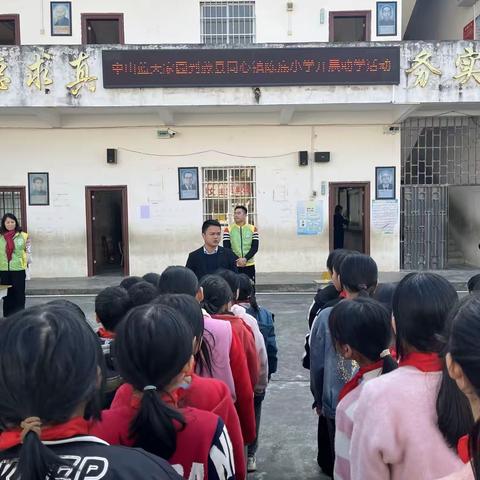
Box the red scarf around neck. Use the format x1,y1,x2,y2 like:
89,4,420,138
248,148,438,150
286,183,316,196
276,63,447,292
338,360,383,403
2,230,16,262
0,416,90,451
399,352,443,372
97,327,115,339
457,434,470,464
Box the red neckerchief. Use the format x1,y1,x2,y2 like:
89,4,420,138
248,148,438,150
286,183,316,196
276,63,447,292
97,327,115,339
399,352,443,372
339,290,347,298
2,230,16,262
0,416,89,451
457,434,470,464
338,360,383,402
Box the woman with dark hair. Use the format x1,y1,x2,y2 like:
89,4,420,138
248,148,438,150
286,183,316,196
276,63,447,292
329,298,397,480
350,273,463,480
333,205,348,250
0,213,30,317
158,265,236,397
0,302,181,480
200,274,256,446
112,294,246,480
91,303,235,480
439,294,480,480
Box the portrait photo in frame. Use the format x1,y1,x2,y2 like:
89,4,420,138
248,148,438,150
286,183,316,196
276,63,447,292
178,167,199,200
28,172,50,206
376,1,397,36
376,166,396,200
51,2,72,36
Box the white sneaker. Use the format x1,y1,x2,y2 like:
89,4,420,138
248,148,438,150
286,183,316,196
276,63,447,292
247,455,257,472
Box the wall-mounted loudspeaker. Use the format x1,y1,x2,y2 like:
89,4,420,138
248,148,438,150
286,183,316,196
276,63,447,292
107,148,117,164
314,151,330,163
298,150,308,166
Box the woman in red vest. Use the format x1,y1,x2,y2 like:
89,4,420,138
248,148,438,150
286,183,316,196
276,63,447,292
91,303,235,480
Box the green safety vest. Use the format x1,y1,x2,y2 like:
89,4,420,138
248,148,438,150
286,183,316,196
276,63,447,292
0,232,28,271
227,223,257,267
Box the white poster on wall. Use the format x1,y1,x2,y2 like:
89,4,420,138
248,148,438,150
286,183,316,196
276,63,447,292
372,200,399,234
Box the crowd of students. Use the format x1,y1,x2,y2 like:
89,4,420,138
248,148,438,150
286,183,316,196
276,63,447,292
0,266,277,480
306,248,480,480
1,247,480,480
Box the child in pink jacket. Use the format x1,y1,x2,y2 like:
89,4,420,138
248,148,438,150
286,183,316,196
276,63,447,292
330,297,398,480
350,273,464,480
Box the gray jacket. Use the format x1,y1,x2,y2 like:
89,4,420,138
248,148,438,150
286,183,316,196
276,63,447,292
309,306,356,419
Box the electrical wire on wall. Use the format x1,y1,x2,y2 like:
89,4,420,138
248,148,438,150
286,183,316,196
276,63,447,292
117,147,300,159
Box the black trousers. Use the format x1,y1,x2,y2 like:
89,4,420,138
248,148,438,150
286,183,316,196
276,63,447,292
0,270,26,317
247,392,265,457
238,265,256,283
317,415,334,477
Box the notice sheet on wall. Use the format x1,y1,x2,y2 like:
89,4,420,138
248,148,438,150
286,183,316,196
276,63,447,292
372,200,399,234
297,200,324,235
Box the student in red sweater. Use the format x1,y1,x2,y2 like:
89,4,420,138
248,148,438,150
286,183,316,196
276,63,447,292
0,301,181,480
200,274,259,390
116,293,246,479
91,303,235,480
156,266,256,445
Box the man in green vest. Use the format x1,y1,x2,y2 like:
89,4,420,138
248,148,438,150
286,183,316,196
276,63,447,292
223,205,259,282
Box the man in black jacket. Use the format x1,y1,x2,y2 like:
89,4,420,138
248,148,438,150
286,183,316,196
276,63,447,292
186,219,238,280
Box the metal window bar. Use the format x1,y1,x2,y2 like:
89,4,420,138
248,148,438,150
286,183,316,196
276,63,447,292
200,1,255,45
0,190,23,227
401,116,480,187
202,166,257,226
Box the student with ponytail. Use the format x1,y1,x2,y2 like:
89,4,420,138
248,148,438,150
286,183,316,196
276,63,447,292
350,273,463,480
111,294,247,480
200,274,257,445
329,298,397,480
158,265,236,397
91,303,235,480
439,294,480,480
0,302,181,480
310,253,378,475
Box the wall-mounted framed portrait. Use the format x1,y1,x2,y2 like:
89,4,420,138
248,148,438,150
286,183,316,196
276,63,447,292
51,2,72,36
178,167,199,200
377,1,397,36
28,172,50,206
376,166,396,200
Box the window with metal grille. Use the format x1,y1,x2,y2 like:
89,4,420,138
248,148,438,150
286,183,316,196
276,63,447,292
0,187,27,231
200,1,256,45
401,116,480,187
202,167,257,226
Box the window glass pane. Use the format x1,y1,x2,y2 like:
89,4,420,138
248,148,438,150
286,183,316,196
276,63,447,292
0,20,16,45
333,16,366,42
86,19,120,44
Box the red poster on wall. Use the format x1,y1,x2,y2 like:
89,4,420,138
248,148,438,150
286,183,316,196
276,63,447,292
464,20,474,40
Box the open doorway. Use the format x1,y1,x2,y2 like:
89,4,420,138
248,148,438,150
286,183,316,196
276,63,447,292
329,182,370,254
448,186,480,268
86,186,129,276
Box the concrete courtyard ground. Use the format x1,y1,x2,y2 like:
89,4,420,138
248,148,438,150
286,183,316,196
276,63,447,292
26,292,329,480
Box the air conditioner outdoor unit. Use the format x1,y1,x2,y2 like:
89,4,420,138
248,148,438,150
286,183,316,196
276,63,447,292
287,2,294,11
457,0,476,6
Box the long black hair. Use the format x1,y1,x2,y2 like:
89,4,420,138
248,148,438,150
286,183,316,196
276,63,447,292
199,275,233,315
0,213,22,233
0,301,104,480
329,297,397,374
155,266,214,375
153,293,214,376
339,254,378,297
215,269,240,301
392,272,458,359
448,295,480,477
114,304,193,459
237,273,259,311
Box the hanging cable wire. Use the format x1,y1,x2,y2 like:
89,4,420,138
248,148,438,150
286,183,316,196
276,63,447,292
118,147,298,158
